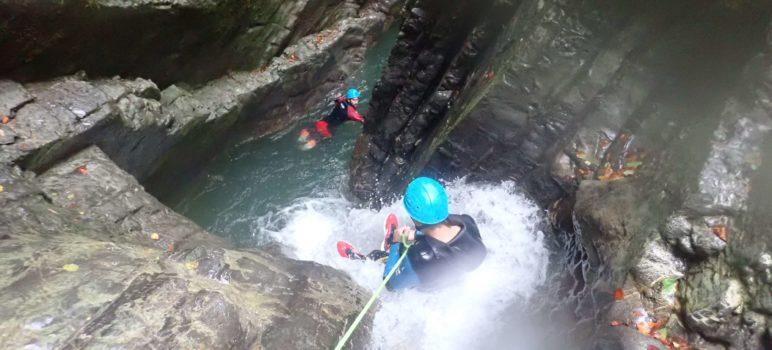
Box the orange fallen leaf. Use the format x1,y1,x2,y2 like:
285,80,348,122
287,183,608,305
1,116,9,124
287,53,299,61
167,243,174,252
613,288,624,301
607,172,626,181
670,337,690,349
650,318,667,332
577,167,590,177
712,224,727,241
76,165,88,175
597,165,614,180
636,321,653,335
609,320,623,326
315,34,324,44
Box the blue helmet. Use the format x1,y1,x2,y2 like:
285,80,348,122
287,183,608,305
346,88,361,99
403,177,449,225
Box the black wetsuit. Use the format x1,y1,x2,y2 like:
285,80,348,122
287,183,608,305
313,97,364,138
384,214,487,290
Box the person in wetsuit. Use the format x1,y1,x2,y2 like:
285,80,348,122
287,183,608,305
298,88,364,150
383,177,487,291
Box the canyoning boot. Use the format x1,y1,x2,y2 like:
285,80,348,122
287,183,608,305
297,128,310,142
337,241,366,260
301,139,317,150
382,213,398,251
367,250,389,263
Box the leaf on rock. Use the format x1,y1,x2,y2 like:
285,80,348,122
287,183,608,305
576,151,587,159
656,328,668,340
622,169,636,176
647,345,660,350
636,321,652,335
62,263,80,272
597,165,614,180
0,184,4,192
66,193,75,200
613,288,624,301
167,243,174,253
1,116,9,124
625,161,643,168
661,277,677,291
711,224,727,241
185,261,199,271
661,277,678,305
150,232,160,240
76,166,88,175
607,172,626,181
671,337,690,349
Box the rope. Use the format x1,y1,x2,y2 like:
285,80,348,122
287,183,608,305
334,237,412,350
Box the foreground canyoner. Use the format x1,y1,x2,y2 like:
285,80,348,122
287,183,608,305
298,88,365,150
384,177,488,290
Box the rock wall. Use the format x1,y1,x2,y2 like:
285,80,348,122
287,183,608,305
0,146,371,349
1,0,400,194
0,0,361,86
349,0,519,204
352,0,771,348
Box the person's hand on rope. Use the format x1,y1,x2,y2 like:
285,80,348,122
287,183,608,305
392,226,415,243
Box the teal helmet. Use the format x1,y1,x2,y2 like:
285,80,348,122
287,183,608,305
346,88,361,99
403,177,449,225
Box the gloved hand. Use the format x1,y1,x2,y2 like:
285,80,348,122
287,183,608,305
392,226,416,243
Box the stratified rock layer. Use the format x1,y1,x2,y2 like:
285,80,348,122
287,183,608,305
0,0,360,86
1,0,398,193
0,146,370,349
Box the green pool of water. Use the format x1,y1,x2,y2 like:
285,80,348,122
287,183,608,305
162,25,399,245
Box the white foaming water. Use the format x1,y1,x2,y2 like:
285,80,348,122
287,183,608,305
256,179,549,349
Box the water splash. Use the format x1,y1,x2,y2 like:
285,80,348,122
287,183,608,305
256,179,549,349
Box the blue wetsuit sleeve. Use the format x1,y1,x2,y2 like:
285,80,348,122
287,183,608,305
383,243,420,291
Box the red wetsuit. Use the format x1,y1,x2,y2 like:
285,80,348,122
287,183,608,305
315,96,364,138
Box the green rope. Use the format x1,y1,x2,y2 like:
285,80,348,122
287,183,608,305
334,238,412,350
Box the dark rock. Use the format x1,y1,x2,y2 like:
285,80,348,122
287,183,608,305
0,0,362,86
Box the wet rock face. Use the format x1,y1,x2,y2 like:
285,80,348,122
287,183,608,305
349,0,520,204
0,0,393,187
355,0,771,348
0,0,359,86
0,146,370,349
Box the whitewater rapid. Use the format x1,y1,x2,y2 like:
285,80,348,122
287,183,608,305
255,179,549,350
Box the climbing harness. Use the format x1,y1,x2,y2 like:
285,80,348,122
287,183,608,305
333,235,413,350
